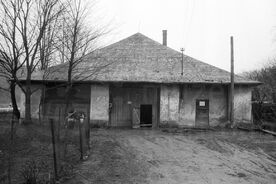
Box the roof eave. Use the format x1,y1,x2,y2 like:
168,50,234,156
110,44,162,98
18,79,262,86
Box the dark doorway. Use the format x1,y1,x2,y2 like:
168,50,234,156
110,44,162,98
195,99,209,127
140,104,152,127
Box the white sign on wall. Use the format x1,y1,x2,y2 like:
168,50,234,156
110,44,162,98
199,101,205,107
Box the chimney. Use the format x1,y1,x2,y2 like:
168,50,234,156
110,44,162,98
162,30,167,46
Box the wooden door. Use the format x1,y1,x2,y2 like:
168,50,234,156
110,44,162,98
110,87,132,127
110,85,158,127
195,99,209,127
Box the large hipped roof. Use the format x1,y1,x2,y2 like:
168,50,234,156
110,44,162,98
29,33,259,85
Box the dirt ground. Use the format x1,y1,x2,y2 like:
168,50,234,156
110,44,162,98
67,128,276,184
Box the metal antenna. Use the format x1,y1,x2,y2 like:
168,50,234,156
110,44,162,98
180,48,185,76
230,36,234,127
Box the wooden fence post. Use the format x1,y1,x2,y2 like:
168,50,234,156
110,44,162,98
79,119,83,160
50,119,58,182
8,119,14,184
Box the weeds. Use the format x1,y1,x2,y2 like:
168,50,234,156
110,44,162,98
20,159,48,184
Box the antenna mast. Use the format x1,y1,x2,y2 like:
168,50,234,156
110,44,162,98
180,48,185,76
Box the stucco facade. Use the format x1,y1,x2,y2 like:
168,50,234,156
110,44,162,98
90,84,109,126
20,82,253,128
233,85,252,123
159,84,252,128
160,85,180,127
19,85,43,120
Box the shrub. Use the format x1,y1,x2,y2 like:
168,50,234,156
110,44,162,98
20,159,47,184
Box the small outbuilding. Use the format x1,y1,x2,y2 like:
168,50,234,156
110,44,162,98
19,31,259,128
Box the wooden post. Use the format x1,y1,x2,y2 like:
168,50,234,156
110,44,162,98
79,119,83,160
230,36,234,127
57,107,61,142
50,119,58,182
86,111,90,151
8,119,14,184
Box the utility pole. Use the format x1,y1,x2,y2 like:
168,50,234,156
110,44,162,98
180,48,185,76
230,36,234,127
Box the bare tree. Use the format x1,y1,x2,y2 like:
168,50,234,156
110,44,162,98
39,19,58,70
17,0,63,123
0,0,25,120
37,10,65,123
51,0,112,158
56,0,108,114
0,0,65,123
242,58,276,102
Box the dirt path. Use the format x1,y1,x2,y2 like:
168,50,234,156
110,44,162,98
67,129,276,184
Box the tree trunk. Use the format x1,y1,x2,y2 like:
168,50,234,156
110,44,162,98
61,83,72,159
24,86,32,123
64,66,72,116
10,81,20,120
24,69,32,123
64,84,71,116
38,86,45,124
272,92,276,103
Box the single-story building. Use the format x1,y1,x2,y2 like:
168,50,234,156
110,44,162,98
19,31,259,128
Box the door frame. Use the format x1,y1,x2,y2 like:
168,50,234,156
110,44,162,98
195,99,209,127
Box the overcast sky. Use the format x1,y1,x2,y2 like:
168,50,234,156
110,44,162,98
95,0,276,73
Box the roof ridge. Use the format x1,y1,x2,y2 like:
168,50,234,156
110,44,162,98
98,32,181,55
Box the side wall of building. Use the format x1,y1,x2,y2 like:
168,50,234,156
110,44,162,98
19,83,110,126
43,84,91,122
19,85,43,120
159,85,180,127
0,77,21,108
90,84,109,127
159,84,252,127
19,83,252,126
233,85,252,123
179,84,228,127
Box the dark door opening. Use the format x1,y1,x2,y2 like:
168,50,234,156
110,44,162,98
195,99,209,127
140,104,152,127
